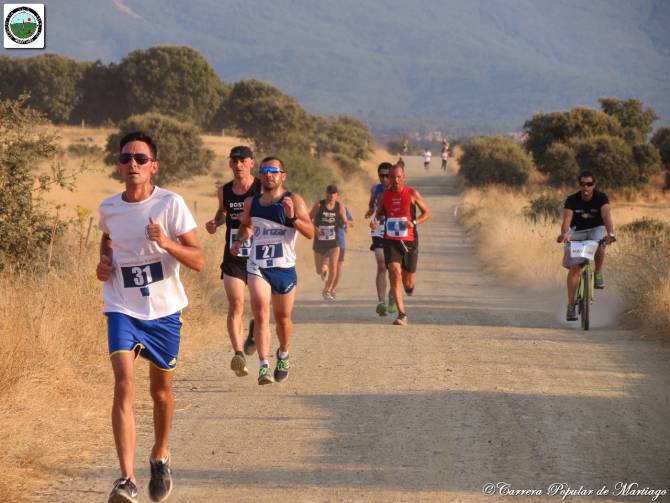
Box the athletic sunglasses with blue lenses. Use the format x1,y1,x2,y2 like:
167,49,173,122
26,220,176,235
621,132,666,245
259,165,285,174
119,153,154,165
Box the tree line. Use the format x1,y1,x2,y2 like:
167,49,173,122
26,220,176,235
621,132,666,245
458,97,670,191
0,46,374,166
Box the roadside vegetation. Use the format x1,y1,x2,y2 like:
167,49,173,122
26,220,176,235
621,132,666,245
455,97,670,338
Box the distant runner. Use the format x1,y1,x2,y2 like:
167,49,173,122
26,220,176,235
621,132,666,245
231,157,314,384
423,148,432,171
97,132,204,503
441,138,449,171
365,162,394,316
310,184,348,300
205,145,262,377
373,162,432,325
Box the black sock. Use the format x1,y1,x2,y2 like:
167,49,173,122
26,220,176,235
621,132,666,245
235,350,244,357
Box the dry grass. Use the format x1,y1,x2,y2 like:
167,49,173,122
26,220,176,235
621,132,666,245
457,182,670,338
1,125,389,501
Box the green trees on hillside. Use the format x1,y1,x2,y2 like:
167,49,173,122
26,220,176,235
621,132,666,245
0,54,87,123
523,98,663,188
222,80,314,152
104,113,214,185
117,46,224,128
460,136,533,187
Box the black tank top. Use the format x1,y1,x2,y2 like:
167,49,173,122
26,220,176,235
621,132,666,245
223,178,262,258
315,200,341,243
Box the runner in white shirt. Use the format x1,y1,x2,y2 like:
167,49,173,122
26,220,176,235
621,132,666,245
96,131,204,503
423,148,432,171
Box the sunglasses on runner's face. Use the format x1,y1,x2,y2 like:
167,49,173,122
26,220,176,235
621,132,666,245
259,165,285,174
579,181,595,187
119,153,153,165
379,173,389,178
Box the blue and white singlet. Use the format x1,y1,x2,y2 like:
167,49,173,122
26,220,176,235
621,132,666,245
247,192,298,271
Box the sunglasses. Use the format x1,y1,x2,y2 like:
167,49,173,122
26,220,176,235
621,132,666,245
259,165,285,174
579,181,595,187
119,153,154,165
379,173,389,178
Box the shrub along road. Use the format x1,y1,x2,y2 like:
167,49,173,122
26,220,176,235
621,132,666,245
57,157,670,502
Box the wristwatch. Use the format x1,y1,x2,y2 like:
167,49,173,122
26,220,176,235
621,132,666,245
287,215,298,223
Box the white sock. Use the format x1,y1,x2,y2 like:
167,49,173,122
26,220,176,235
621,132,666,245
261,359,269,367
278,350,289,359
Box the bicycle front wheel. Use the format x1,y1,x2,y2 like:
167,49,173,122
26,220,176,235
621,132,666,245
581,268,591,330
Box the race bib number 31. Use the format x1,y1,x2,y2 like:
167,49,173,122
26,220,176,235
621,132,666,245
121,262,164,288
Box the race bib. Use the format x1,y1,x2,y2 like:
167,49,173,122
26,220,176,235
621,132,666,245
569,240,598,261
318,225,336,241
120,260,164,288
386,217,409,238
255,243,284,266
230,229,251,257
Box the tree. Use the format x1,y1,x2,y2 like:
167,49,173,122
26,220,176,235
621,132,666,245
222,80,315,152
599,97,658,144
117,46,224,128
651,126,670,166
315,115,374,161
0,54,87,123
460,136,533,187
104,113,214,186
0,95,62,270
570,135,639,189
542,141,579,187
71,60,127,126
523,107,621,170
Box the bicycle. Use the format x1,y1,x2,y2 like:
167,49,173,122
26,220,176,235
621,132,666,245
566,237,612,330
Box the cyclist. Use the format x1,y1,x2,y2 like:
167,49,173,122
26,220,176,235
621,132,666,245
557,171,615,321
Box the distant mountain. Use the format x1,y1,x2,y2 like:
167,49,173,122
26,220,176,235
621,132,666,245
4,0,669,135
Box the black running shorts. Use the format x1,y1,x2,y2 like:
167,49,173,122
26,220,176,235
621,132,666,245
369,236,385,251
383,239,418,273
220,254,248,282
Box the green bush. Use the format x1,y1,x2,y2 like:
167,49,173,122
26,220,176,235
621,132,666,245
459,136,532,187
0,95,62,271
524,194,563,224
570,135,641,189
315,115,373,162
261,149,332,203
67,139,103,158
619,218,670,247
524,107,621,169
116,46,224,128
104,113,214,186
542,141,579,187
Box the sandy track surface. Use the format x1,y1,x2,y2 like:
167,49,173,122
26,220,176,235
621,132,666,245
57,158,670,502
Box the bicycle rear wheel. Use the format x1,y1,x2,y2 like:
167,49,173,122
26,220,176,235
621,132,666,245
581,268,591,330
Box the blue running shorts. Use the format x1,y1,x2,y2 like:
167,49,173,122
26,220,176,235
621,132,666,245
247,264,297,295
106,311,182,371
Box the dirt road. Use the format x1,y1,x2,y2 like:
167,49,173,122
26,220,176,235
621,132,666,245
59,157,670,502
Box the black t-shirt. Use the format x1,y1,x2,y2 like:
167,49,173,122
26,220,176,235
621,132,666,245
564,190,609,231
222,178,262,259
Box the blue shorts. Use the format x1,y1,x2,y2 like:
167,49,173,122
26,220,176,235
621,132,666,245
247,264,297,295
106,311,182,371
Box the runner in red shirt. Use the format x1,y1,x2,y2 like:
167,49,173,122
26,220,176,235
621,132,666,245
372,163,431,325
